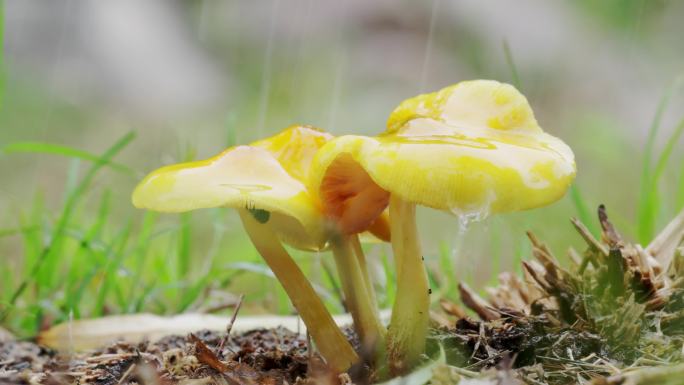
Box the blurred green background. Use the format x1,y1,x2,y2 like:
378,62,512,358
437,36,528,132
1,0,683,336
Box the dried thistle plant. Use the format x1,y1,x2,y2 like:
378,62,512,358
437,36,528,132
438,206,684,385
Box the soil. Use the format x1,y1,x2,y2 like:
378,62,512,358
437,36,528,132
0,327,350,385
0,320,559,385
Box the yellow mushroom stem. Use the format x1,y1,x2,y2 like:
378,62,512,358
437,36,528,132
386,195,430,375
238,210,359,372
330,233,386,363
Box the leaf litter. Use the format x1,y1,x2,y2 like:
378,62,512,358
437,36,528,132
0,326,343,385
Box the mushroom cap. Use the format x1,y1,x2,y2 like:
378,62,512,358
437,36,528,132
132,125,333,250
310,80,576,228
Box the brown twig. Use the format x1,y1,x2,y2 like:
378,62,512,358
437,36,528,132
218,293,245,355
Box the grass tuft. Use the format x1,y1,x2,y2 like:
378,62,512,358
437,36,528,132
1,132,136,322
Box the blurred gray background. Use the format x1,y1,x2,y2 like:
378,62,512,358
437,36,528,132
2,0,684,277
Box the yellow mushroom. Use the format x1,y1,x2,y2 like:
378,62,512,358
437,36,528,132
318,153,390,369
310,80,576,374
132,125,359,372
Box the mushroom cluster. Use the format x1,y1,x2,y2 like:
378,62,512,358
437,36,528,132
132,80,576,379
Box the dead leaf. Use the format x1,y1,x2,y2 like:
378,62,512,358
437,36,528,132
189,334,230,373
189,334,274,385
458,283,500,321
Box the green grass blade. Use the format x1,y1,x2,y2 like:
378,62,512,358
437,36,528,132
128,211,159,312
2,142,136,176
177,212,192,279
225,110,237,147
226,261,335,303
488,219,502,285
502,40,522,90
380,249,396,308
177,275,212,313
637,79,682,243
678,164,684,211
131,281,158,313
0,225,38,238
647,115,684,221
0,0,4,109
63,267,100,320
652,117,684,188
438,241,456,297
320,257,345,312
94,220,133,316
569,184,599,237
63,191,112,317
642,87,675,173
19,195,45,282
38,159,82,288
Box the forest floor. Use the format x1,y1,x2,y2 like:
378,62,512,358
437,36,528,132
2,207,684,385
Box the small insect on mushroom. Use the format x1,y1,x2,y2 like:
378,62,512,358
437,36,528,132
310,79,576,375
132,125,362,373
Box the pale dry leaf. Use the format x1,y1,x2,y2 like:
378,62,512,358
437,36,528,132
38,312,389,352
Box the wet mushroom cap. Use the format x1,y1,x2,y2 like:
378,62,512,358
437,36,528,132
132,125,333,250
310,80,576,231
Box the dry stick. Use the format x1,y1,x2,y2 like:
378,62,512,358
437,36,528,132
469,322,486,361
350,235,380,314
349,234,388,368
226,294,244,335
116,363,137,385
218,294,245,355
307,330,314,361
322,258,347,312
